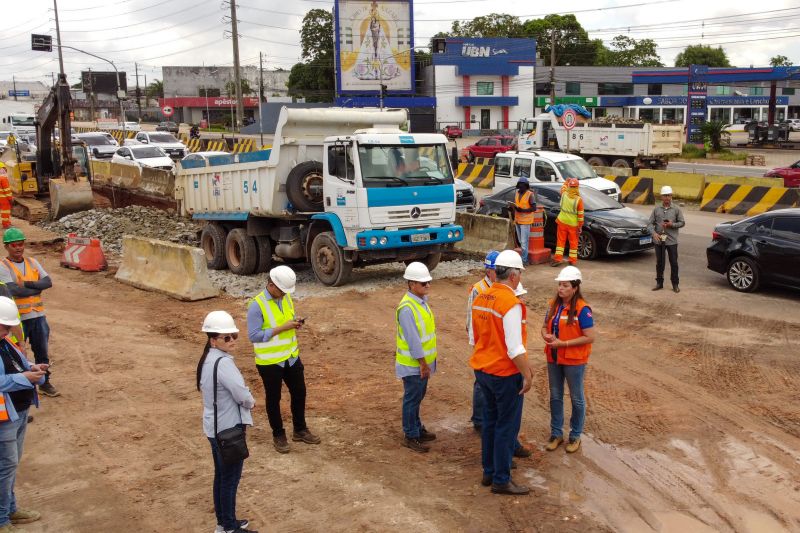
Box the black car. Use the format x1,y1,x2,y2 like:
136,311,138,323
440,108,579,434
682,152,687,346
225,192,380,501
477,183,654,260
156,121,179,134
706,208,800,292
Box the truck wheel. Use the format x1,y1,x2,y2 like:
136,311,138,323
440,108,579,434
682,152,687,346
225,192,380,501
254,236,273,273
586,156,608,167
611,158,631,170
286,161,324,212
422,252,441,271
311,231,352,286
201,223,228,270
225,228,258,275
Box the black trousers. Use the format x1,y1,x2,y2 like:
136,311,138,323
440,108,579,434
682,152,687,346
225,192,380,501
256,359,307,437
655,243,679,286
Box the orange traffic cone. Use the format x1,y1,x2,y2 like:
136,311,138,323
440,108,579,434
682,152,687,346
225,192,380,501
60,233,108,272
527,208,552,264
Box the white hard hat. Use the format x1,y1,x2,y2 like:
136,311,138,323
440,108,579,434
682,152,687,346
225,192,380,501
555,265,582,282
403,261,432,282
514,281,528,296
494,250,525,270
201,310,239,334
0,297,20,327
660,185,673,195
269,265,297,294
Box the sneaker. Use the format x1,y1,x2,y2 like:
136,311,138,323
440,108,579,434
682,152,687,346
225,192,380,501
273,434,290,454
38,383,60,397
513,445,532,458
566,437,581,453
291,429,321,445
10,509,40,524
224,528,258,533
491,480,530,495
481,474,492,487
672,285,680,293
402,437,430,453
545,436,563,451
652,284,663,291
419,428,437,442
216,520,249,532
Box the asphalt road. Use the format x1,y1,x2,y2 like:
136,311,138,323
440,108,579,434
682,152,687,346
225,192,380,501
667,161,768,177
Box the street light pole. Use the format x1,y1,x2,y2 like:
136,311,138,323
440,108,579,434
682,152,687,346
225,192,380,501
61,45,126,134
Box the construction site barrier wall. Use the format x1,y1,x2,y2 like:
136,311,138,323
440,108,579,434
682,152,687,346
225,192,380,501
700,183,799,216
139,167,175,196
610,176,655,204
594,166,633,177
702,175,784,188
115,236,218,301
455,162,495,188
637,170,706,201
454,212,515,256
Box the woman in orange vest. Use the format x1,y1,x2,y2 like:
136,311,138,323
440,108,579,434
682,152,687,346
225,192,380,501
0,165,12,229
540,266,595,454
511,177,536,265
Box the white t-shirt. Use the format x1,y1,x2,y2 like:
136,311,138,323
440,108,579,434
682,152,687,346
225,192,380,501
0,257,48,319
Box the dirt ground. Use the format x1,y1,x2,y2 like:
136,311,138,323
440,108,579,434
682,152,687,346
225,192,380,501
12,233,800,533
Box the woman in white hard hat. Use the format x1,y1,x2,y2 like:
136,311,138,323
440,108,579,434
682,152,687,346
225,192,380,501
0,296,47,530
540,266,595,454
197,311,257,533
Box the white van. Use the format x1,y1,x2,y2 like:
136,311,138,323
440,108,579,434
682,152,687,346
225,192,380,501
492,151,621,201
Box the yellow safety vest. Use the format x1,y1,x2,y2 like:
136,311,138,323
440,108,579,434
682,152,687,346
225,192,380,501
557,194,580,227
251,291,299,366
395,294,437,367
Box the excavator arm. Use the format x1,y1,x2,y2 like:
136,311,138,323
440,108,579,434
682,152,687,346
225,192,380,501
35,73,75,185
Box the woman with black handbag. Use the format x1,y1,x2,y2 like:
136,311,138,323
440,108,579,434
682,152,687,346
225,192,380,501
197,311,258,533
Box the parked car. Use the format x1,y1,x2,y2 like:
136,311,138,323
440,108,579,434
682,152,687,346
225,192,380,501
76,132,118,159
764,159,800,188
121,121,141,132
0,131,10,148
179,151,232,168
126,131,187,159
454,178,476,212
477,182,654,260
707,209,800,292
442,125,463,139
780,118,800,132
112,145,175,171
156,121,179,134
465,135,516,161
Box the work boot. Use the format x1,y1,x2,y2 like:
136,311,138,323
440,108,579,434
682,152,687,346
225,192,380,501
38,383,60,397
672,285,680,293
419,428,437,442
513,445,532,458
550,259,563,267
273,434,290,454
491,480,530,495
566,437,581,453
402,437,430,453
652,284,663,291
0,524,23,532
292,429,321,444
545,436,563,451
481,474,492,487
216,519,250,533
10,510,40,524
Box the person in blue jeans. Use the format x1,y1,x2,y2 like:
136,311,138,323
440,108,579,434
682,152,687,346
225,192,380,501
0,296,46,532
541,266,596,454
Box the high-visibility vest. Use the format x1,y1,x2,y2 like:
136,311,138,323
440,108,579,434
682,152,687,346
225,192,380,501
250,291,299,366
395,293,437,367
0,176,12,201
0,282,22,345
0,338,27,423
557,194,583,227
3,258,44,316
470,283,528,377
514,190,534,225
544,298,592,365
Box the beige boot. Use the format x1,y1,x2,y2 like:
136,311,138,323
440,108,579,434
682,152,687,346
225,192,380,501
545,436,563,451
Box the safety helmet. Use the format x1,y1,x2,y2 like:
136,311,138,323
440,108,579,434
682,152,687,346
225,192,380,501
2,228,25,244
403,261,432,282
555,265,582,282
516,176,529,185
0,297,20,327
566,178,580,188
0,162,5,169
201,310,239,334
484,250,500,270
494,249,525,270
514,281,528,296
269,265,297,294
660,185,673,195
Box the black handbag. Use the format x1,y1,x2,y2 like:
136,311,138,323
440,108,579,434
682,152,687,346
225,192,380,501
212,357,250,465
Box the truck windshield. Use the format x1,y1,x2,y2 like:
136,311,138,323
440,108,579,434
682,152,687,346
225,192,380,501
358,144,454,187
555,159,598,180
10,116,35,126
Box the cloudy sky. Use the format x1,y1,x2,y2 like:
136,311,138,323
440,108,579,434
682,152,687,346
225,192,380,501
3,0,798,88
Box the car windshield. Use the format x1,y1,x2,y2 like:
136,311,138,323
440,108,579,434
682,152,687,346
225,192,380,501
132,147,165,158
150,133,178,143
499,137,515,146
0,132,9,140
358,144,454,187
81,135,114,146
555,159,598,180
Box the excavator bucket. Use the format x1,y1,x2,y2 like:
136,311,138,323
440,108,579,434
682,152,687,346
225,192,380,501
49,177,94,220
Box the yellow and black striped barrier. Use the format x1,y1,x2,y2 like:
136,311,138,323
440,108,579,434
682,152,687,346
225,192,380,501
205,140,227,152
186,139,202,153
456,161,494,189
610,176,654,204
232,138,255,153
701,183,799,216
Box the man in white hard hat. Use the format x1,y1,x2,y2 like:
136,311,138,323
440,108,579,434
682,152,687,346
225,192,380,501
470,250,533,495
396,261,438,453
648,185,685,293
247,265,320,454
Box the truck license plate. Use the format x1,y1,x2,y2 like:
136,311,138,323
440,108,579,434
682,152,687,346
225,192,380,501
411,233,430,243
639,237,652,245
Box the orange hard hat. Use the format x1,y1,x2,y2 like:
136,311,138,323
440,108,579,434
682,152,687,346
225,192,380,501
566,178,579,188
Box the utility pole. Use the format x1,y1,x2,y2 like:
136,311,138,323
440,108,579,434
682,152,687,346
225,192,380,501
88,67,95,122
549,30,558,108
135,62,142,120
259,51,264,145
228,0,244,131
12,76,17,101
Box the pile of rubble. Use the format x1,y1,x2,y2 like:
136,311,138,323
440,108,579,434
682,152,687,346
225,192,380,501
39,206,202,256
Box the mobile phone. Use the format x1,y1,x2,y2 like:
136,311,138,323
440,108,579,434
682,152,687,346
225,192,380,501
297,317,306,324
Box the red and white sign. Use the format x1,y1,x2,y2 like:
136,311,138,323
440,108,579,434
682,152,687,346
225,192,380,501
162,105,174,117
562,109,577,130
159,97,260,109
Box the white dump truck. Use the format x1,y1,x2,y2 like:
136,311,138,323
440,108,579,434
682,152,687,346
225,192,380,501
517,112,683,170
175,107,464,286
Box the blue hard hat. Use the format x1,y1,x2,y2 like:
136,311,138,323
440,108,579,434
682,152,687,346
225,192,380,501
517,176,529,185
484,250,500,269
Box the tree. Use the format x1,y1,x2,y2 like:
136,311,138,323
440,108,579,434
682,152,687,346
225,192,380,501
225,78,253,96
287,9,335,102
597,35,663,67
674,45,731,67
701,120,731,152
770,55,793,67
450,13,523,37
523,14,603,66
146,79,163,99
300,8,333,62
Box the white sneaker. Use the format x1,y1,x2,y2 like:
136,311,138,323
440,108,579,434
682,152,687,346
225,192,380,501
216,520,249,533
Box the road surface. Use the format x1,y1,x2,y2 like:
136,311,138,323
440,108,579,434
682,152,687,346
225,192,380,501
666,161,768,178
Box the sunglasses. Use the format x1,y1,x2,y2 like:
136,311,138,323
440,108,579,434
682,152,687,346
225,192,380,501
417,281,431,286
216,333,239,342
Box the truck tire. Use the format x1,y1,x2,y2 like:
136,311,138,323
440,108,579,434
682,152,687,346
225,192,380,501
286,161,324,212
586,156,608,167
254,235,273,273
201,223,228,270
225,228,258,275
611,158,631,170
310,231,352,286
422,252,441,272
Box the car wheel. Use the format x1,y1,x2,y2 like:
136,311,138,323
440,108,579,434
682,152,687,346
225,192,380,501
578,231,598,260
726,256,760,292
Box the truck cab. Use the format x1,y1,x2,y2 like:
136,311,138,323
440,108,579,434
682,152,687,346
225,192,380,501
3,114,36,137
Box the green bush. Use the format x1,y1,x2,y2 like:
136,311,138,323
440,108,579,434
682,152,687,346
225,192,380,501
681,145,706,158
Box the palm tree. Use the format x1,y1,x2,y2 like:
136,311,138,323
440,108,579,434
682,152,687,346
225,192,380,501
145,80,164,105
700,120,731,152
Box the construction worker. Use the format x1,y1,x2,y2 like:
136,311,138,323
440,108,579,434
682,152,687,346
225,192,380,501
0,164,12,229
0,296,45,532
541,266,595,454
551,178,584,267
396,261,437,453
247,265,320,454
648,185,685,293
512,177,536,265
0,229,58,397
470,250,533,495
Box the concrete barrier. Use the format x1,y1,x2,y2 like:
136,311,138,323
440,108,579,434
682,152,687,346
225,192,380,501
454,212,515,256
638,170,705,200
610,176,654,204
700,183,799,216
456,162,495,188
702,175,784,188
115,236,218,301
140,167,175,196
594,166,632,177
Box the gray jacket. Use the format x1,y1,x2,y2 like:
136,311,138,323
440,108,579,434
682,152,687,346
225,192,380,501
648,204,685,246
200,348,255,438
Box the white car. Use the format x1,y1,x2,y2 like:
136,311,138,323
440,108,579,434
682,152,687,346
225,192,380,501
112,145,175,172
0,131,10,148
180,151,231,166
784,118,800,132
126,131,187,159
120,121,141,132
77,132,119,159
455,178,476,212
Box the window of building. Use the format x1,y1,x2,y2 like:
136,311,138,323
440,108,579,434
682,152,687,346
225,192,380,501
199,87,220,97
647,84,662,96
783,88,796,95
476,82,494,96
715,86,732,95
565,82,581,95
751,87,765,96
597,83,633,95
535,83,551,95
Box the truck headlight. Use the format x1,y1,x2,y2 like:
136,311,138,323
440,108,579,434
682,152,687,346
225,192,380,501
455,230,461,238
447,231,454,238
379,237,388,245
369,237,378,246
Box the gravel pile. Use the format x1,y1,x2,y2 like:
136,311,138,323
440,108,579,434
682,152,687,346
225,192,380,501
39,206,202,256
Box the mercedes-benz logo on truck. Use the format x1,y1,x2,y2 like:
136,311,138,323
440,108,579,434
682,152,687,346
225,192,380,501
410,207,421,219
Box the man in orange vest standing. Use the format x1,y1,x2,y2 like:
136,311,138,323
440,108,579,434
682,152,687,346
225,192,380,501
0,164,12,229
470,250,533,495
512,177,536,265
0,229,58,397
551,178,584,267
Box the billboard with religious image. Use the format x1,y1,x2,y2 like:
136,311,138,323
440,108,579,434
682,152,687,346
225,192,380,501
334,0,414,94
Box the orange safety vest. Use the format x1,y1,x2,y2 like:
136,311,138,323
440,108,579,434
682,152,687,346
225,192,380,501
470,283,528,377
514,190,534,225
0,176,12,200
3,258,44,316
544,298,592,365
